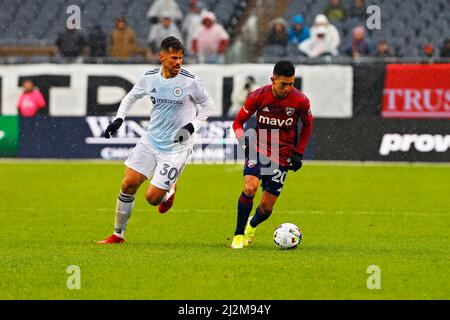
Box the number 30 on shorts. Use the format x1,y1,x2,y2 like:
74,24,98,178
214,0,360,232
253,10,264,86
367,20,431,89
159,164,179,181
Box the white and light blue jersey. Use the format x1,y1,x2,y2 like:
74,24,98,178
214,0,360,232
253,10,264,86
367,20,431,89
116,67,212,153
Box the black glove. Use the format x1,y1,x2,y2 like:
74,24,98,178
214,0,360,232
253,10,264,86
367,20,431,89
104,118,123,139
290,152,303,172
174,123,195,143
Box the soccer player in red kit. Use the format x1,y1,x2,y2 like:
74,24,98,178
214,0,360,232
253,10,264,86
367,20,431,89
231,60,313,249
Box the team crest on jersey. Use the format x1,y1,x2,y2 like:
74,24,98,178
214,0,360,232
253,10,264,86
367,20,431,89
247,160,257,168
173,87,183,97
286,107,295,116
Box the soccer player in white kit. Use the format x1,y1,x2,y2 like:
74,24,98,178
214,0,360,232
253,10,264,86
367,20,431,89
98,37,215,244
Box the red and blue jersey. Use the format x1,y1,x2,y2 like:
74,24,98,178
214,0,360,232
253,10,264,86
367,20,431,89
233,84,313,166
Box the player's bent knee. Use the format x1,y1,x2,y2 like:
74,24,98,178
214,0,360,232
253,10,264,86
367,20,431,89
145,191,163,206
145,195,161,206
259,203,274,215
147,198,161,206
244,184,258,197
121,180,140,195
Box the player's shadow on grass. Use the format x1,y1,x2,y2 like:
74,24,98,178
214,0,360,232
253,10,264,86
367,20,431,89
108,241,229,251
91,240,333,253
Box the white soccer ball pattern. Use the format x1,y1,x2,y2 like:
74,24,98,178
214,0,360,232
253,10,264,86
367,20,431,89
273,223,302,249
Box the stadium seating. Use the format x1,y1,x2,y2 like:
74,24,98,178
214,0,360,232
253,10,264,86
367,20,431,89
0,0,448,60
0,0,246,45
277,0,450,58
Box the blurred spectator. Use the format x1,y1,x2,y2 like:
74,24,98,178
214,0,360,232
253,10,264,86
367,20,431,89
17,80,46,118
323,0,347,22
241,13,259,45
299,26,338,58
88,25,107,57
109,17,138,60
422,43,435,58
344,25,373,57
148,12,183,55
266,17,288,47
348,0,367,21
440,39,450,58
310,14,340,51
147,0,182,25
287,15,310,46
230,13,259,62
374,40,393,57
182,0,205,56
228,76,258,117
55,27,87,58
192,11,230,63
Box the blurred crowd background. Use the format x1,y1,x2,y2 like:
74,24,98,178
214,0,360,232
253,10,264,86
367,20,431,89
0,0,449,64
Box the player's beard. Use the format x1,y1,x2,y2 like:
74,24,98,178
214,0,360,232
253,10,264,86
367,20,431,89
171,65,181,76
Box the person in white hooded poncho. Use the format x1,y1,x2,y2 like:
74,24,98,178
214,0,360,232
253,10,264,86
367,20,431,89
147,0,183,24
298,25,339,57
299,14,340,57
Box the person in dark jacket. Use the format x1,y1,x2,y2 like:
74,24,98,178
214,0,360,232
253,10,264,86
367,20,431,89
55,27,87,58
344,25,373,57
88,25,107,57
440,39,450,58
266,17,288,47
348,0,367,21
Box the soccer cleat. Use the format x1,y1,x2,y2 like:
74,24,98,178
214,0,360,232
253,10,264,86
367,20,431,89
244,216,257,245
97,234,125,244
158,184,176,214
231,235,245,249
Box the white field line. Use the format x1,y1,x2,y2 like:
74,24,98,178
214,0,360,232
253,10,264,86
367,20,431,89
2,207,448,217
0,159,449,167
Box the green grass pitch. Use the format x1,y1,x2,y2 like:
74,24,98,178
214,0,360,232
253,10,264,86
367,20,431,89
0,161,449,300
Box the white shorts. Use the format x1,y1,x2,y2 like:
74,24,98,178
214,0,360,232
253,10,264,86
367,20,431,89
125,137,193,190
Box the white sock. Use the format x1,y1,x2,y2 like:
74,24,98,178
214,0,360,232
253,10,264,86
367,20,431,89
114,192,135,238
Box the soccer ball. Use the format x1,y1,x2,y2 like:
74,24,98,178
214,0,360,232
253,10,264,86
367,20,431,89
273,223,302,250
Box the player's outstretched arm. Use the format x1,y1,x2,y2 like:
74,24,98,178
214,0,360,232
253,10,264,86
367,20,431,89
116,75,148,120
233,105,256,159
292,97,313,171
104,118,124,139
192,96,215,132
105,74,148,139
232,106,252,138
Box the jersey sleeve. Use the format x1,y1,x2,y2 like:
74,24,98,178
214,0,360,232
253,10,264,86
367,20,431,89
190,76,209,104
189,76,215,131
116,74,148,119
192,96,215,132
232,91,259,139
295,96,313,155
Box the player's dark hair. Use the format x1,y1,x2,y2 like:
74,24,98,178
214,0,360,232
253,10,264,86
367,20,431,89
273,60,295,77
160,36,185,53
